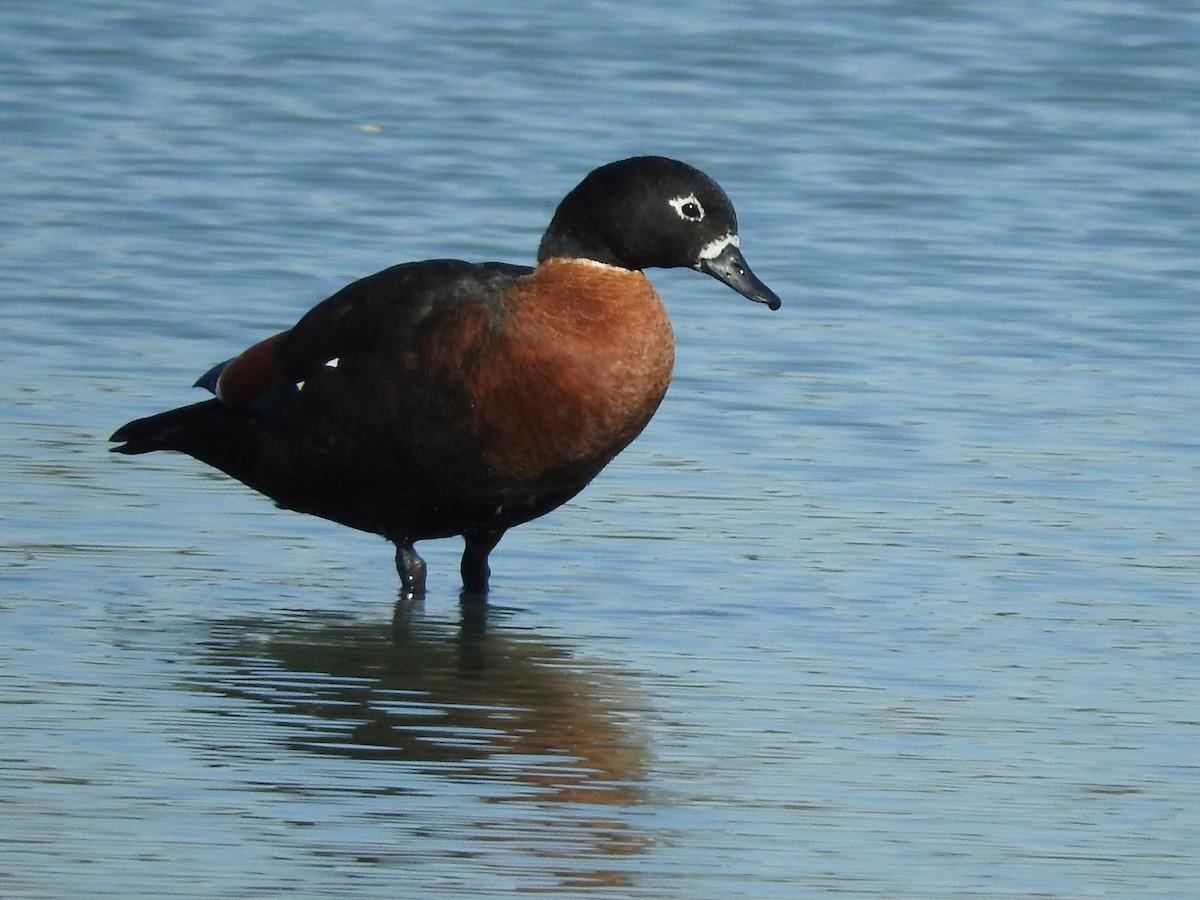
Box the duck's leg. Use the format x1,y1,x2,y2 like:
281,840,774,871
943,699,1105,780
394,540,427,603
460,528,505,599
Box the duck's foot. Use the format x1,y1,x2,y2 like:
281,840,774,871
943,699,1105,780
394,541,427,603
391,591,423,639
458,594,489,635
459,528,505,601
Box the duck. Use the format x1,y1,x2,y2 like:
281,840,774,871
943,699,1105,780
111,156,780,601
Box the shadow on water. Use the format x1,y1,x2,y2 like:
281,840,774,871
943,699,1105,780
191,598,653,886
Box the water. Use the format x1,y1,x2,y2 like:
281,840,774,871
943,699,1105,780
3,0,1198,896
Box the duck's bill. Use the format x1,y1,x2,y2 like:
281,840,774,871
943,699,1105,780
698,242,781,310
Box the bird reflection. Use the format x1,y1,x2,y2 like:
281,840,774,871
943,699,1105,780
197,599,652,878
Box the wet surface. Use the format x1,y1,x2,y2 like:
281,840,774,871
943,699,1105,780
3,0,1199,896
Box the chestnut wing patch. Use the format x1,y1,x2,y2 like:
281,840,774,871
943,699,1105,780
199,332,287,409
194,260,531,415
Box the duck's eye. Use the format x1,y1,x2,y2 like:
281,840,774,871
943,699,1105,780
669,193,706,223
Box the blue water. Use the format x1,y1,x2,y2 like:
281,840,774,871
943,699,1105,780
3,0,1199,897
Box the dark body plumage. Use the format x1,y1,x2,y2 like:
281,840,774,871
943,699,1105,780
111,157,780,601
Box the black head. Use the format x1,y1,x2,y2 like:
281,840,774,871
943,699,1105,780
537,156,780,310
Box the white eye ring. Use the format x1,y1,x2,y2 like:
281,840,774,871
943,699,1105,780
669,193,705,222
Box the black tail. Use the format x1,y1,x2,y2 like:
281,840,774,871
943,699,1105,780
110,399,260,487
111,399,216,454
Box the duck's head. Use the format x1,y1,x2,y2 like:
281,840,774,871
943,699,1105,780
537,156,781,310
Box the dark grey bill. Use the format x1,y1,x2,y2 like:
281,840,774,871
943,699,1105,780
698,242,781,310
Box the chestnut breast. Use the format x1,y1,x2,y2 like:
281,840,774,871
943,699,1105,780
428,258,675,485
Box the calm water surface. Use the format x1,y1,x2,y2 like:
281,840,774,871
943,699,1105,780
3,0,1198,897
